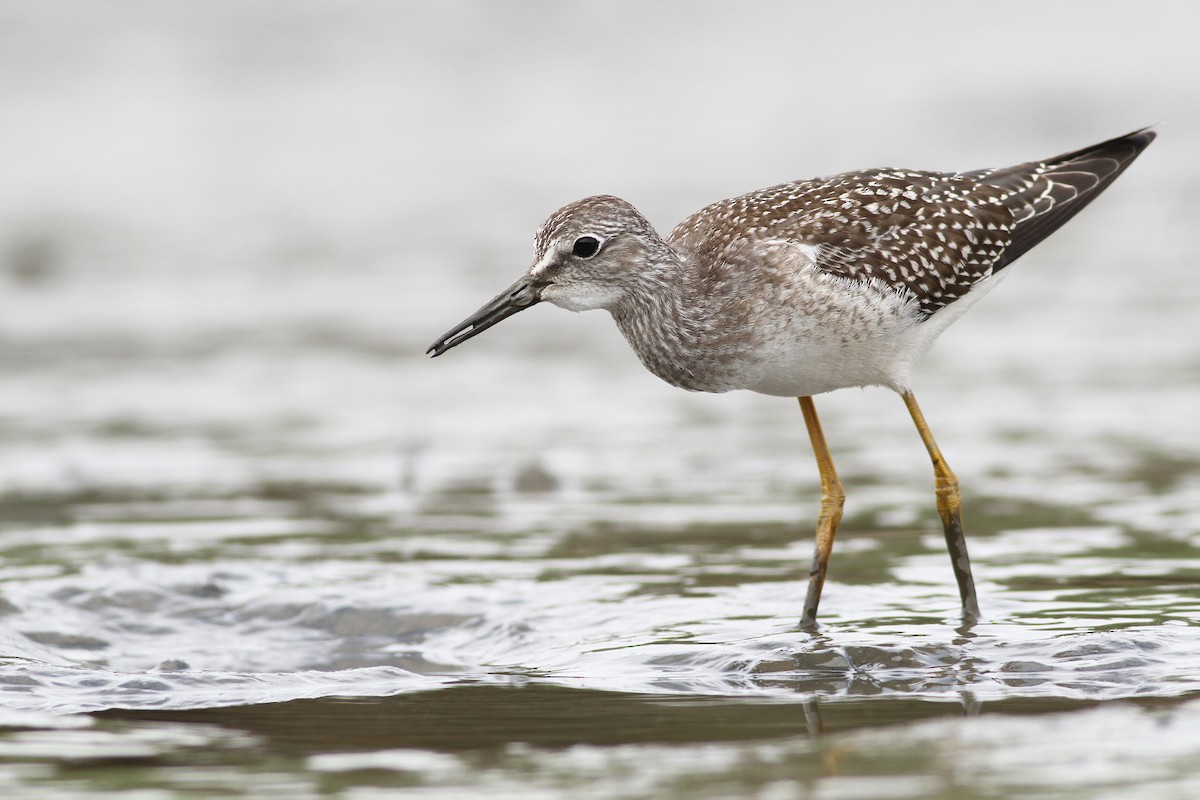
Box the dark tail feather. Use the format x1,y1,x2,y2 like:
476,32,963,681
964,127,1156,271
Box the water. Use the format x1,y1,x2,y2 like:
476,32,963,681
2,1,1200,797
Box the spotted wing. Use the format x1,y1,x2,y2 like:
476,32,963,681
669,128,1155,317
668,169,1015,316
962,127,1156,272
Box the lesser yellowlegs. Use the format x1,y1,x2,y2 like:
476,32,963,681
428,128,1155,627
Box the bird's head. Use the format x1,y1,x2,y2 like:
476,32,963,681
427,195,665,356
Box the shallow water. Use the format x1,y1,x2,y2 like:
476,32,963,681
2,1,1200,797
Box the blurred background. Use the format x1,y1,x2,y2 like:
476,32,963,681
1,1,1195,501
1,2,1198,798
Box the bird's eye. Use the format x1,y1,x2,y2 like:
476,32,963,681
572,236,601,258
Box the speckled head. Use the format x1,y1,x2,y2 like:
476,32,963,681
426,195,671,356
530,195,669,312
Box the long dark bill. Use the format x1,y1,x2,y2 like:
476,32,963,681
426,275,544,357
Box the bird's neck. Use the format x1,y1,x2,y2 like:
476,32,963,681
610,248,742,393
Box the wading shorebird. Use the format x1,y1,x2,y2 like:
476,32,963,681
428,128,1155,627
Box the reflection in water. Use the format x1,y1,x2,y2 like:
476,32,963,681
0,688,1182,799
92,683,1089,753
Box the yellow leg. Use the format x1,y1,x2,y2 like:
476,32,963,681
798,396,845,628
901,391,981,619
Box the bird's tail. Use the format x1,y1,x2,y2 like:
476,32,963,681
964,127,1156,271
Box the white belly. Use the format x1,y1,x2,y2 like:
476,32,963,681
743,332,918,396
739,270,1011,397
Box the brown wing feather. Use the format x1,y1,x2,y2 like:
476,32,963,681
669,128,1155,318
964,127,1156,271
669,169,1014,316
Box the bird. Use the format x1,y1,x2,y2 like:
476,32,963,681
427,128,1155,628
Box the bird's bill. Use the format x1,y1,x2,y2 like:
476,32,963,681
426,275,543,357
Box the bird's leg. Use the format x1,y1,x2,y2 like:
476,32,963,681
901,391,981,620
798,396,845,629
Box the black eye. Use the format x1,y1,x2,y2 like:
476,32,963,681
572,236,601,258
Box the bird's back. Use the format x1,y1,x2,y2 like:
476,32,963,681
668,128,1156,318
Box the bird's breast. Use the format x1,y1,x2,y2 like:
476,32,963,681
614,265,927,397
